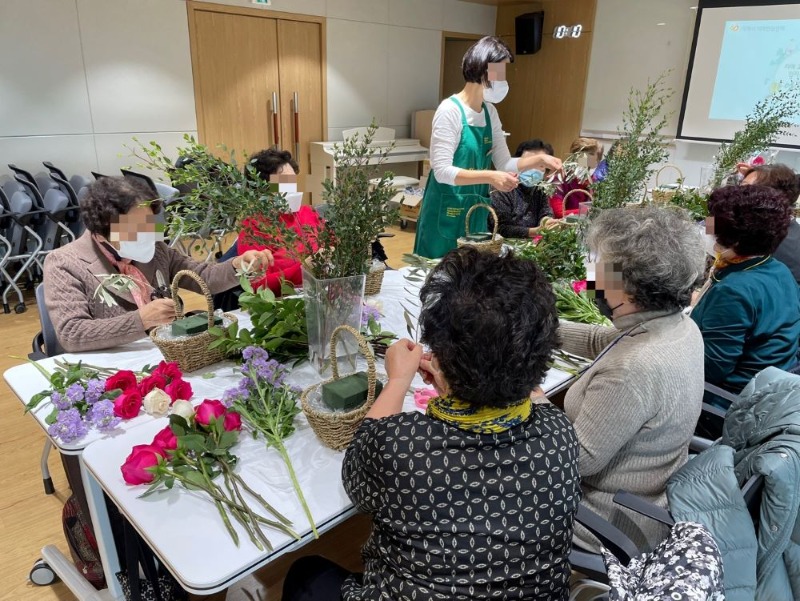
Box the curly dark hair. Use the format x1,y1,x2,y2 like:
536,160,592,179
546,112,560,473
708,185,791,256
743,163,800,207
247,148,299,181
79,176,161,237
513,139,554,158
419,247,559,408
461,36,513,85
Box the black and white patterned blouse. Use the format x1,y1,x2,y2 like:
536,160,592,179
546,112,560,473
341,404,581,600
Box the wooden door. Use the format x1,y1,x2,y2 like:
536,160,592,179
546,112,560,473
277,19,324,196
189,9,281,161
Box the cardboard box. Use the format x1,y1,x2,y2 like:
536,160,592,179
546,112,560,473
399,194,422,221
412,110,435,149
421,159,431,178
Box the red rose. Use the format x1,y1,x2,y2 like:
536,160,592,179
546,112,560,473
195,399,226,426
113,390,143,419
121,444,164,485
151,425,178,451
138,373,167,396
223,411,242,432
572,280,587,294
152,361,183,382
165,379,193,404
105,370,138,393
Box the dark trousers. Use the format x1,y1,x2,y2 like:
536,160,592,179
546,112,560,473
282,556,356,601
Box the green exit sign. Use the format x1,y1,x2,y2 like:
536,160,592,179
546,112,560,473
252,0,271,4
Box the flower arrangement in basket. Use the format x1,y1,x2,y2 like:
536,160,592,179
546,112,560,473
457,203,504,254
300,325,382,451
650,164,684,204
149,270,238,372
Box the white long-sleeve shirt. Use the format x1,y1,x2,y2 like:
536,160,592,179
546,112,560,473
429,96,519,186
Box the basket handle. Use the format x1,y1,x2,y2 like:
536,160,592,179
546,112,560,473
561,188,593,215
464,203,499,240
169,269,214,325
329,325,378,402
655,164,684,189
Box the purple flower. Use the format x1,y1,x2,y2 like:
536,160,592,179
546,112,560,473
84,379,104,405
47,408,88,443
65,383,85,404
50,391,72,411
361,304,381,327
242,346,269,362
86,400,121,432
222,377,253,408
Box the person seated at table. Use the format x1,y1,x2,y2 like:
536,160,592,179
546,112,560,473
43,176,274,353
559,206,706,552
692,185,800,404
489,139,562,238
549,138,602,218
282,247,581,601
739,163,800,284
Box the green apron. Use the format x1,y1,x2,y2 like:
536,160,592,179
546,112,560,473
413,97,493,259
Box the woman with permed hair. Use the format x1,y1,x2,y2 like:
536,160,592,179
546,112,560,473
692,184,800,403
282,247,581,601
555,206,707,552
413,36,562,259
43,176,274,352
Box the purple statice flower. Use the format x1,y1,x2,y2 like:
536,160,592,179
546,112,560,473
242,346,269,362
50,391,73,411
47,408,88,443
361,303,381,327
65,383,85,405
84,379,105,405
222,377,253,408
86,400,121,432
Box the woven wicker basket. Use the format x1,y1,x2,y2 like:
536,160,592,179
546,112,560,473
457,203,504,254
651,164,684,204
559,188,593,218
300,325,379,451
364,262,385,296
149,270,237,373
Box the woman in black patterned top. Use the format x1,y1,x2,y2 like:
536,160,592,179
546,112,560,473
283,247,581,601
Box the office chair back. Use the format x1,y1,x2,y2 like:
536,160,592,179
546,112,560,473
30,284,63,358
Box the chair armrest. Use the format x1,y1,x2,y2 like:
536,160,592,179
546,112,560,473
28,332,46,360
703,383,739,406
568,548,609,581
612,490,674,527
574,504,641,562
689,435,715,453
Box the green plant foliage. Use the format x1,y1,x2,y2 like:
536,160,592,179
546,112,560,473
592,73,674,209
665,185,708,222
552,283,611,327
508,227,587,284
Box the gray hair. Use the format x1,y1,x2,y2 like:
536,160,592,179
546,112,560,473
586,206,705,311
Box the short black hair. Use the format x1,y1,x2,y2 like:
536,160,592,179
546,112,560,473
744,163,800,208
79,176,161,238
708,184,791,255
513,139,554,158
461,36,513,85
248,148,299,181
419,247,559,408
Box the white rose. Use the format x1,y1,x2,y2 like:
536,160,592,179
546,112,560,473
171,399,195,420
142,389,170,417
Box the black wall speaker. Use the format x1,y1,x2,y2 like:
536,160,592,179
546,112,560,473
515,11,544,55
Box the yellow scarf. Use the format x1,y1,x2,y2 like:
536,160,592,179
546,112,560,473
426,395,532,434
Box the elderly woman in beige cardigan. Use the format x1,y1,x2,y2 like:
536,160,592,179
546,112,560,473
43,176,273,353
554,207,707,552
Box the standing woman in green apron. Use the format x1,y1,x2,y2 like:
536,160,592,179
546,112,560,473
414,36,562,259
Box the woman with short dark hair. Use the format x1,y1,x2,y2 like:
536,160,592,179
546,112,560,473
283,247,581,601
43,176,273,352
413,36,562,259
692,184,800,401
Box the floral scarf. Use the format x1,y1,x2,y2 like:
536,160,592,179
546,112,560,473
426,395,531,434
92,233,152,308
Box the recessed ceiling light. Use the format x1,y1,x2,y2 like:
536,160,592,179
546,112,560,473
657,22,667,26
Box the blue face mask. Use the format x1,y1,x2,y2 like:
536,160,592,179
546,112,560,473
519,169,544,188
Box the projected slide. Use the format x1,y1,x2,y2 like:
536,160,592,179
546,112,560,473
709,19,800,121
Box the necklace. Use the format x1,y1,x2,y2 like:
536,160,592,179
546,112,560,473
711,255,770,283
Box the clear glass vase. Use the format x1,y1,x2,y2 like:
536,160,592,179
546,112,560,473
302,267,366,376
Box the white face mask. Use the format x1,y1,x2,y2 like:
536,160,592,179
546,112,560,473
285,191,303,212
703,233,718,258
483,80,509,104
117,231,161,263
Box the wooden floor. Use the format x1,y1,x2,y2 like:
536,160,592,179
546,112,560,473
0,225,416,601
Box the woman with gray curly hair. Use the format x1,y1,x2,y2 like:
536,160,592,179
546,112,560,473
556,206,706,553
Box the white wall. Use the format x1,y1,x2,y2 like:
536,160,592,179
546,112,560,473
582,0,800,187
0,0,496,181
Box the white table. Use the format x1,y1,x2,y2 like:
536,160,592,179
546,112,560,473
7,270,577,599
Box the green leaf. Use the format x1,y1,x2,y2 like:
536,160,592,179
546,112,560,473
24,390,51,413
45,406,59,425
181,470,208,490
169,415,188,437
201,372,216,380
178,434,206,452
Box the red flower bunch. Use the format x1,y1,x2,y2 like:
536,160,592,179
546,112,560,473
104,362,193,419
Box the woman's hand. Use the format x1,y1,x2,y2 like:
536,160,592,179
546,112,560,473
139,298,176,330
385,339,424,387
532,154,563,174
419,352,450,397
489,171,519,193
233,249,274,272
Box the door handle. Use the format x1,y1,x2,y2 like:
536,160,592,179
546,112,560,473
292,92,300,162
272,92,280,149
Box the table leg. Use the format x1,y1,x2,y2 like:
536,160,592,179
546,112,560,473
80,456,125,600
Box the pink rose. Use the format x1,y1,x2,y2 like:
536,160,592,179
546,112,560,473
151,425,178,451
195,399,226,426
121,444,164,485
105,370,138,393
751,156,765,166
152,361,183,382
138,373,167,396
223,411,242,432
572,280,587,294
113,390,143,419
165,379,193,404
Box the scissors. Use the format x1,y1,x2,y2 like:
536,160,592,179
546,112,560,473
150,270,171,300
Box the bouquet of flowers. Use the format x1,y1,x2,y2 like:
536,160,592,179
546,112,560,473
221,347,316,538
121,400,298,550
25,360,194,443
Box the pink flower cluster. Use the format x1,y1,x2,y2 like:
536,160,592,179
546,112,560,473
105,362,193,419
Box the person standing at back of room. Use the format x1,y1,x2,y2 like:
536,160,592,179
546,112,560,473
413,36,562,259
